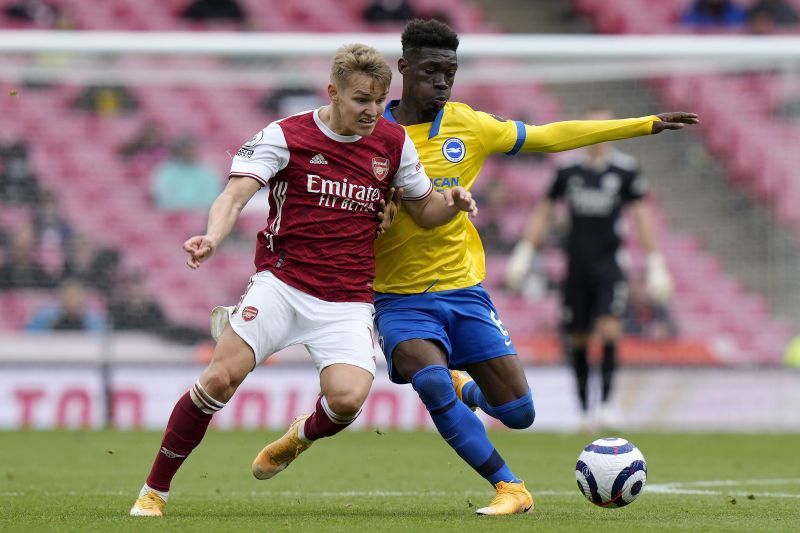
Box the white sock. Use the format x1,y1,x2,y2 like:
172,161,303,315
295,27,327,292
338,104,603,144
296,420,312,446
140,483,169,502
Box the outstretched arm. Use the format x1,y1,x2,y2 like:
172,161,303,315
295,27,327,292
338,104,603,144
183,176,261,269
403,186,478,229
521,112,699,153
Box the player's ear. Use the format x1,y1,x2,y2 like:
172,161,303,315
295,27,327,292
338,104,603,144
327,82,338,103
397,57,409,75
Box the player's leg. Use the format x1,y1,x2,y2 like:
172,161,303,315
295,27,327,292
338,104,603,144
251,293,376,479
568,331,591,416
594,277,628,427
376,290,532,515
445,288,534,431
461,355,534,429
131,324,256,516
251,363,374,479
563,273,594,419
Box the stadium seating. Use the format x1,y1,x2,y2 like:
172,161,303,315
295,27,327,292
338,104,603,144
0,0,792,365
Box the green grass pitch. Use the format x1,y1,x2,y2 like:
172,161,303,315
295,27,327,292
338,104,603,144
1,430,798,532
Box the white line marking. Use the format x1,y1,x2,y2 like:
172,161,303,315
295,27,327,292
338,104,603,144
4,479,800,499
658,478,800,487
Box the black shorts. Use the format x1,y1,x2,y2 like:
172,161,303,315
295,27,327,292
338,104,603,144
562,263,628,333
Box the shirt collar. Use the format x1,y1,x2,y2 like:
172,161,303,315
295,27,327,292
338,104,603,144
384,99,445,139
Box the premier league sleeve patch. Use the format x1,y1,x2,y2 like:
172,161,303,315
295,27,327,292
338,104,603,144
442,138,466,163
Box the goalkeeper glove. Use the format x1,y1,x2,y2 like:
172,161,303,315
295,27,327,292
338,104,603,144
645,252,674,304
505,240,535,291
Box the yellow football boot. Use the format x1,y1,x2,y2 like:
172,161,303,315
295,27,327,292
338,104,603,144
129,490,166,517
475,481,534,516
252,414,312,480
450,370,477,412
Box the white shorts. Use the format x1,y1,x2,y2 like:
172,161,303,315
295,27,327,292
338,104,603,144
229,271,377,375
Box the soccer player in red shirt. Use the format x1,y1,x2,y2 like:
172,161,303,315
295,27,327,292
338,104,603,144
130,43,477,517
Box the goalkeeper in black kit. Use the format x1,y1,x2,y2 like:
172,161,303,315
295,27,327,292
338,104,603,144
505,107,674,430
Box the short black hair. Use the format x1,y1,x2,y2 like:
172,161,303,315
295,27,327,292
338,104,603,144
401,19,459,56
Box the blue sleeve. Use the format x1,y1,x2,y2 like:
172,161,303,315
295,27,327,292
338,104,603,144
26,307,58,331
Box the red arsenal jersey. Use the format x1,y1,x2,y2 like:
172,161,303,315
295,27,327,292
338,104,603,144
229,108,432,303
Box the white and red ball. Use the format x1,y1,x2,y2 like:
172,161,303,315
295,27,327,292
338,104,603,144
575,437,647,508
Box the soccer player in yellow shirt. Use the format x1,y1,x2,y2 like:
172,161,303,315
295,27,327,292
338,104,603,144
374,18,698,515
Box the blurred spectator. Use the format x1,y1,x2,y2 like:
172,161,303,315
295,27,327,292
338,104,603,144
362,0,416,24
749,0,799,29
151,136,222,211
119,121,170,164
181,0,246,23
60,234,120,294
33,189,72,253
0,140,40,205
680,0,747,27
749,7,778,33
623,274,678,341
107,272,166,332
25,278,105,332
474,180,515,254
73,85,139,117
261,86,324,117
109,272,208,343
0,220,54,289
4,0,69,28
751,0,799,23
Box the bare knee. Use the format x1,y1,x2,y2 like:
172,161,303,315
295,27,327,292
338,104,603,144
200,364,243,403
200,328,255,403
596,317,622,342
392,339,448,382
325,390,367,417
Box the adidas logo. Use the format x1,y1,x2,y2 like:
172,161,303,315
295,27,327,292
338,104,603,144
310,153,328,165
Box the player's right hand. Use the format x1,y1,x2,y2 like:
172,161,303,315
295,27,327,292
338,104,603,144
505,240,535,291
446,186,478,217
183,235,217,269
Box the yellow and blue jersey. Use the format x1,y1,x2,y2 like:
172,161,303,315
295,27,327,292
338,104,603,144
374,100,659,294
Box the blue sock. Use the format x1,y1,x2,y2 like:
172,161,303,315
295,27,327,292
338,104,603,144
462,384,536,429
412,365,520,485
462,380,497,416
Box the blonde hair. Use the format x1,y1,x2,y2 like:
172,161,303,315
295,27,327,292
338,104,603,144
330,43,392,94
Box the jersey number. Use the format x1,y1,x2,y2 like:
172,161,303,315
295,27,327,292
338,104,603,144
490,310,509,337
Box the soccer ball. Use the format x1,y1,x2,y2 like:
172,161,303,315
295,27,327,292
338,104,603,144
575,437,647,508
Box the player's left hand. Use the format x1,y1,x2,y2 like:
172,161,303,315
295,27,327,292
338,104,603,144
645,252,674,303
652,112,699,134
377,187,404,235
444,186,478,217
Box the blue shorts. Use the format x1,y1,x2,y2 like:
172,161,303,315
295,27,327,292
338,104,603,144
374,285,517,384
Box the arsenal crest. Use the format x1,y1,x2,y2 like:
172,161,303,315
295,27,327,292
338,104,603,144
372,157,389,181
242,306,259,321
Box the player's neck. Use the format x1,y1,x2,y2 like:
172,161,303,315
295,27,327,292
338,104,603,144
391,99,437,126
318,105,356,137
586,148,611,167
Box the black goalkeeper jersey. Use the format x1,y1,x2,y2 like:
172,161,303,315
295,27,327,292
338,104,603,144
547,150,646,270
